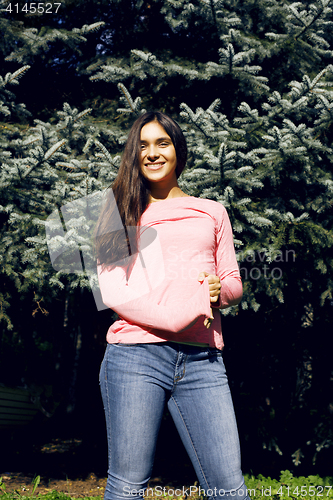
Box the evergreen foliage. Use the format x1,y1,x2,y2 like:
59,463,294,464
0,0,332,475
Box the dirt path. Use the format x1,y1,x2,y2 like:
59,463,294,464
1,473,107,497
1,473,175,498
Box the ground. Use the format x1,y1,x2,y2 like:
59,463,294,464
0,437,193,498
0,438,172,498
1,473,107,498
0,473,185,498
0,426,198,498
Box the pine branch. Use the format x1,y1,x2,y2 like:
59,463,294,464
4,65,31,85
294,2,327,41
44,139,67,161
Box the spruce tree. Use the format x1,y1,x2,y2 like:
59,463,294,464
0,9,107,417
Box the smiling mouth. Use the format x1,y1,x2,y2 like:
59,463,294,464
145,162,165,171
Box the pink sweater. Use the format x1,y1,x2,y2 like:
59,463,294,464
97,196,242,349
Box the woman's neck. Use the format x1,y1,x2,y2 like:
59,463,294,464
148,186,190,203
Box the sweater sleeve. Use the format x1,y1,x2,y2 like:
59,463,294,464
212,205,243,309
97,261,212,333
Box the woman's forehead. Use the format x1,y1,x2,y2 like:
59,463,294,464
140,121,170,140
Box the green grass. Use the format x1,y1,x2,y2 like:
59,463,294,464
1,472,333,500
244,471,333,500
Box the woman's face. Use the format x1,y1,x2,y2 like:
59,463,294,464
140,121,177,185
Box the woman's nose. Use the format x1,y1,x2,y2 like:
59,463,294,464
147,145,159,158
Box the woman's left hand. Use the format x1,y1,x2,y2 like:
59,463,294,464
198,272,221,304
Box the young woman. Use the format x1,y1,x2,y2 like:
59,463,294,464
95,111,249,500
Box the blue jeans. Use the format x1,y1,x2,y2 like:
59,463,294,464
99,342,250,500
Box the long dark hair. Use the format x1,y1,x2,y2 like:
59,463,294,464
94,111,187,268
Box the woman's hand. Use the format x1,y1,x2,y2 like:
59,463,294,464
203,307,214,329
198,272,221,328
198,272,221,304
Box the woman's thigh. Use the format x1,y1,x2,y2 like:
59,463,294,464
167,347,248,499
99,343,168,494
